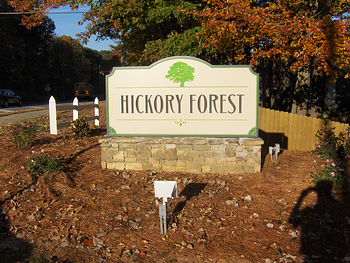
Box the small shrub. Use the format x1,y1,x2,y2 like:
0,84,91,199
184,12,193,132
10,123,37,148
26,150,63,182
311,126,349,189
70,116,90,139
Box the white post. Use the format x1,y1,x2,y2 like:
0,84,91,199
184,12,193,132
94,97,99,126
73,97,79,121
49,96,57,135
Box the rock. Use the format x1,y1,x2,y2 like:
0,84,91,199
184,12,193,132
187,243,194,249
225,200,235,205
244,195,252,201
122,172,130,179
266,223,274,228
129,220,140,230
93,236,104,247
171,223,178,230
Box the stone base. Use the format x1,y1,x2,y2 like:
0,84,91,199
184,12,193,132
99,136,264,175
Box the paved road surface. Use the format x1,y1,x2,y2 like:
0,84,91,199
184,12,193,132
0,109,49,124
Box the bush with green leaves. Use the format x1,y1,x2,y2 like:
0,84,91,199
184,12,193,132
10,123,37,148
26,150,63,182
311,126,349,189
70,116,90,139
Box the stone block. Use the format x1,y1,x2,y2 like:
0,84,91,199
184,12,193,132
125,150,137,158
199,151,214,158
244,165,259,174
182,138,206,145
125,157,137,163
177,145,193,151
162,165,177,172
175,166,186,172
211,145,225,152
226,145,237,158
137,158,149,163
107,162,117,169
211,165,225,174
149,158,160,164
141,137,161,144
160,160,177,166
126,163,143,170
211,151,225,158
186,161,202,173
151,148,165,158
202,166,211,173
205,158,217,166
113,137,141,143
208,138,224,145
247,153,261,165
119,144,137,151
193,145,210,151
101,161,107,169
241,138,264,146
113,151,125,161
138,151,152,158
125,163,142,171
216,158,227,165
176,161,186,168
143,163,161,171
164,148,177,160
101,150,114,161
165,144,177,149
137,144,152,152
184,151,200,158
115,163,126,170
160,138,182,144
226,138,240,145
226,165,244,174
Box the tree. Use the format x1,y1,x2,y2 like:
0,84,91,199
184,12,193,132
166,62,195,87
192,0,350,114
194,0,350,78
7,0,205,65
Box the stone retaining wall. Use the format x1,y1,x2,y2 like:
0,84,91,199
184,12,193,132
99,136,264,174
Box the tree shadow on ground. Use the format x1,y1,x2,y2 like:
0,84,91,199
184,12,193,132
172,183,207,215
289,180,349,262
0,200,32,262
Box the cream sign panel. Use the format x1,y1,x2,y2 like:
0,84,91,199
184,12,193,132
106,56,259,137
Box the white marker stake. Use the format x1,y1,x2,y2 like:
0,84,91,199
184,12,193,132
154,181,178,234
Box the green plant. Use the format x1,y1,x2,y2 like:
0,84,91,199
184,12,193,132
10,123,37,148
70,116,90,139
26,150,63,182
311,126,349,189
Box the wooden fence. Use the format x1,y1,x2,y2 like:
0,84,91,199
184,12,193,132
259,107,349,152
49,96,99,135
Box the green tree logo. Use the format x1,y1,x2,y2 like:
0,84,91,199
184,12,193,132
165,62,195,87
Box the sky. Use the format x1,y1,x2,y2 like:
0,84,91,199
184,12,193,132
47,6,116,51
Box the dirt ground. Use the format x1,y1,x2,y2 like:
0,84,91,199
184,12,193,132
0,102,349,263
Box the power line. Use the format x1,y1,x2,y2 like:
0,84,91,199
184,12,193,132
0,11,86,15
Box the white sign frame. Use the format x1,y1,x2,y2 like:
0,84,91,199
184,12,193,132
106,56,259,137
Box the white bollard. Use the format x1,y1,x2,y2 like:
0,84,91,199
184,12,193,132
49,96,57,135
73,97,79,121
94,97,99,126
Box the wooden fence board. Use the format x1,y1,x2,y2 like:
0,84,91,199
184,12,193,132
258,107,349,151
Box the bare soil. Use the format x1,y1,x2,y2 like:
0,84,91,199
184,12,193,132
0,102,349,263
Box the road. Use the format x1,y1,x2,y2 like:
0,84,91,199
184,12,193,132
0,101,94,124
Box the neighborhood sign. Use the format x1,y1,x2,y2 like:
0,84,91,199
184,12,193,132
106,56,259,137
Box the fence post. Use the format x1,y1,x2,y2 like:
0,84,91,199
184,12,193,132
94,97,99,126
73,97,79,121
49,96,57,135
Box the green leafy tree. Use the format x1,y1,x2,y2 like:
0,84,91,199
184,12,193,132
166,62,195,87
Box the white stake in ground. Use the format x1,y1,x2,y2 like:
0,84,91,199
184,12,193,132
154,181,178,234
